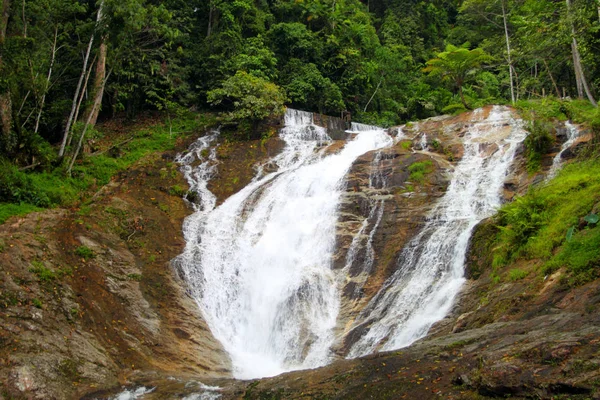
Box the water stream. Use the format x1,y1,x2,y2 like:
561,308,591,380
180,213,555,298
176,106,526,379
547,121,581,180
346,106,527,357
177,110,391,379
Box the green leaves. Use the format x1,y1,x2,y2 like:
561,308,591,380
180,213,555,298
207,71,287,123
584,214,599,225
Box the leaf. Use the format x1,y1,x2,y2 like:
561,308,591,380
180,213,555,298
583,214,599,225
566,226,576,242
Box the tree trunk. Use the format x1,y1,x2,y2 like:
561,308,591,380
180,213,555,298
84,39,106,128
501,0,515,104
459,85,470,110
207,0,213,38
0,0,11,141
67,53,96,148
543,59,561,98
34,27,58,134
67,69,111,176
566,0,597,106
363,76,383,113
58,0,103,157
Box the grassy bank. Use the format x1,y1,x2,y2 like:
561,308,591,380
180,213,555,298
492,160,600,285
490,99,600,285
0,112,217,224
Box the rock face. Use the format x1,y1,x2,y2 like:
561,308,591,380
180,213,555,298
0,143,229,399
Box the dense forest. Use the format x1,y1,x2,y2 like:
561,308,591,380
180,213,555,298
0,0,599,217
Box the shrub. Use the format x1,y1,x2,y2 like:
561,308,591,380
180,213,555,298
508,268,528,281
408,161,434,183
75,246,95,260
524,120,554,173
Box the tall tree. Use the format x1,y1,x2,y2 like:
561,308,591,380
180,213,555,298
565,0,597,106
424,44,492,109
0,0,11,142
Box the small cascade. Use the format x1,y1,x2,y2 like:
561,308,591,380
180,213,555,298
420,133,428,151
177,109,392,379
347,106,527,358
341,148,389,296
176,129,220,212
547,121,581,180
350,121,382,132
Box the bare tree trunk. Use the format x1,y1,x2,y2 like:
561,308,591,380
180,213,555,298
543,59,561,98
58,0,103,157
0,0,11,140
67,70,111,176
502,0,515,104
34,27,58,134
207,0,213,38
67,53,96,148
364,76,383,113
566,0,597,106
84,39,106,128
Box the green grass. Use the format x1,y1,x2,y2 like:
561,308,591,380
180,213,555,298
408,160,434,183
29,261,58,282
0,203,42,224
508,268,528,281
75,246,95,260
516,98,599,125
0,112,216,224
492,160,600,285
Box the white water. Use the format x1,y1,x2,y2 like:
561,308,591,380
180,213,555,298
177,109,392,379
547,121,580,180
347,106,527,357
420,133,428,150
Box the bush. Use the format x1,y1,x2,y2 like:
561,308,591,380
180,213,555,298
508,268,528,281
408,161,434,183
75,246,95,260
524,120,554,173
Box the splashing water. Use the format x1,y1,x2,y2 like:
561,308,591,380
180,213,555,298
547,121,581,180
347,106,527,358
177,109,392,379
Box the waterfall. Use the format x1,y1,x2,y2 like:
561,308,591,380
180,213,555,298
347,106,527,358
177,109,392,379
547,121,581,180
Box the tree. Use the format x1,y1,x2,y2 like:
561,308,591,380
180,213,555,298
424,44,492,109
565,0,597,106
207,70,287,125
0,0,11,143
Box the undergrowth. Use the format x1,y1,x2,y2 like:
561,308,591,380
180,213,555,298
0,112,216,224
492,160,600,285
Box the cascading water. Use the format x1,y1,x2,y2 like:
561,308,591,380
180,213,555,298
347,106,527,358
547,121,580,180
177,109,392,379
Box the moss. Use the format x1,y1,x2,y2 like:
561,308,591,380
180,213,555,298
508,268,528,281
408,160,434,183
29,261,57,282
75,245,95,260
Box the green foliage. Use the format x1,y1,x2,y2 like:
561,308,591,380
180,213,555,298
424,44,493,109
29,261,57,282
492,160,600,285
75,246,95,260
524,120,554,173
508,268,528,281
408,160,434,183
207,71,287,124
